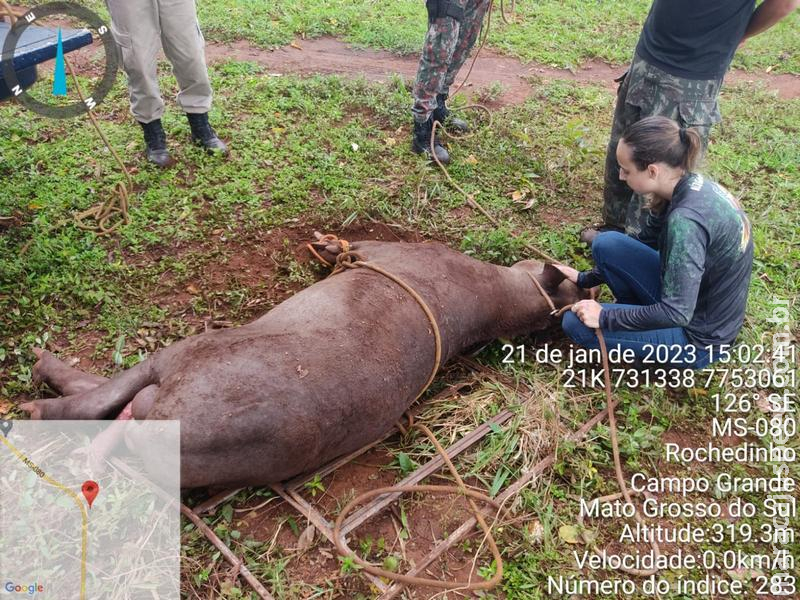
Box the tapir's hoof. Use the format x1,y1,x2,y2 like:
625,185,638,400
19,401,43,420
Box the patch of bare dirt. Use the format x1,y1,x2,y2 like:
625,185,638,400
205,37,800,102
116,219,427,321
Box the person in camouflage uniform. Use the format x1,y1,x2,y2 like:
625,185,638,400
106,0,228,167
602,56,722,234
411,0,490,165
590,0,798,241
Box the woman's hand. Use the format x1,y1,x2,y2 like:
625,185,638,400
572,299,603,328
553,264,579,284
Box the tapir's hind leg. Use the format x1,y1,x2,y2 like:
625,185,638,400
20,359,157,420
84,384,160,471
32,348,108,396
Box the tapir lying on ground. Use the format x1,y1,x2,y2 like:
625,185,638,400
23,236,583,488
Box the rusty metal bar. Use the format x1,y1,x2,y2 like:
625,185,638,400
270,483,335,539
180,504,277,600
498,403,613,504
193,488,243,515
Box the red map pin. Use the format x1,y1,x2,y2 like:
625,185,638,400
81,480,99,509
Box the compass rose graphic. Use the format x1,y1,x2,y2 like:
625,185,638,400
1,2,119,118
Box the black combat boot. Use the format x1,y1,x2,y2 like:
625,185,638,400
579,223,624,246
138,119,172,168
411,116,450,164
433,93,469,133
186,112,228,155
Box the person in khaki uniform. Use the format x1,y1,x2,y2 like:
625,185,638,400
582,0,798,244
106,0,227,167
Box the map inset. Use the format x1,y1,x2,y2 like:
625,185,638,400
0,421,180,599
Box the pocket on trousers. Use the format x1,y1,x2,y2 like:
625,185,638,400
109,24,132,50
109,24,136,69
623,71,658,115
678,99,721,128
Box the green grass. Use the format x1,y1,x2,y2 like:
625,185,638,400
1,39,798,600
190,0,800,73
76,0,800,73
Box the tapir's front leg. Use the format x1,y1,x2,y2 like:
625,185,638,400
21,359,157,420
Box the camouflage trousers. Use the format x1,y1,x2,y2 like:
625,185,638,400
603,53,723,233
411,0,490,123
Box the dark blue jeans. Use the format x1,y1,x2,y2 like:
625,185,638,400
562,232,711,369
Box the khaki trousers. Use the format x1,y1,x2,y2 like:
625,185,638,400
106,0,212,123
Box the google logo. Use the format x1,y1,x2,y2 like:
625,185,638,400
3,582,44,596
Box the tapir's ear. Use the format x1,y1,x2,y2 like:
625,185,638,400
538,263,566,292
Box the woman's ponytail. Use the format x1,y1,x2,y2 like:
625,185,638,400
681,126,702,172
622,116,703,173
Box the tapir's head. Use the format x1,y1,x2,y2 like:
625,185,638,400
510,260,588,319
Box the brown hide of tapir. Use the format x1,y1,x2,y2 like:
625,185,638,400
23,239,584,488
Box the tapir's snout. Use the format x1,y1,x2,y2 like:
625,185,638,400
511,259,587,312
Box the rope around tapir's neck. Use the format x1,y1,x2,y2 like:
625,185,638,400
330,249,443,402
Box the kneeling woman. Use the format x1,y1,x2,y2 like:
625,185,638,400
557,116,754,369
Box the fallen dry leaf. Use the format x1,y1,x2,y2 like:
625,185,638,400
527,519,544,544
297,524,316,552
558,524,581,544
